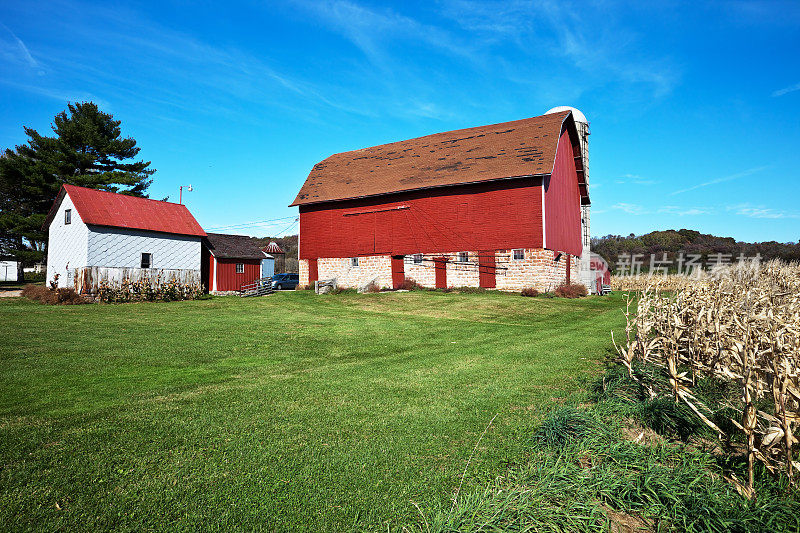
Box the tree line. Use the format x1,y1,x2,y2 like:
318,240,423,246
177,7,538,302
592,229,800,273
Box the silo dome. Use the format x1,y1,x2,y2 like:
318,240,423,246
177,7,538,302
545,106,587,124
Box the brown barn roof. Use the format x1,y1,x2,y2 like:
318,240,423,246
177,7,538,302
291,111,574,206
205,233,265,260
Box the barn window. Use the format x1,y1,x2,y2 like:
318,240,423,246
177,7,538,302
141,253,152,268
413,254,423,265
350,257,359,267
64,209,71,225
457,252,469,263
512,249,524,261
236,263,244,273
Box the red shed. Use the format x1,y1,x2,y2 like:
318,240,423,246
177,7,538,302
290,111,590,292
203,233,267,293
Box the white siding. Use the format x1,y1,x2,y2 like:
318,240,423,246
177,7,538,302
46,193,89,288
87,226,201,271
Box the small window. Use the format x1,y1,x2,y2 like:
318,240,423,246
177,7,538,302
458,252,469,263
141,253,152,268
64,209,72,225
512,249,525,261
413,254,423,265
236,263,244,273
350,257,359,267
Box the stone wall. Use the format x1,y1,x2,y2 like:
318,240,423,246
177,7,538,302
495,249,579,292
300,248,581,292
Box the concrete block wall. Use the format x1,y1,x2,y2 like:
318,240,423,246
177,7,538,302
300,248,581,292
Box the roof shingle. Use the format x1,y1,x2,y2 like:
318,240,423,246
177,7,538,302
205,233,266,260
291,111,573,206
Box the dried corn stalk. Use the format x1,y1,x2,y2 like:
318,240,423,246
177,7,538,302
613,260,800,497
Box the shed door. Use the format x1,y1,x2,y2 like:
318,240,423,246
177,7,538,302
478,251,496,288
434,257,447,289
391,255,405,289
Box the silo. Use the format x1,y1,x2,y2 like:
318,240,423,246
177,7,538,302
544,106,593,292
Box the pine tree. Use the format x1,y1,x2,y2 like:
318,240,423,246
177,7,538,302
0,102,155,266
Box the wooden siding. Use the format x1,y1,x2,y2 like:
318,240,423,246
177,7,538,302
544,128,582,256
299,178,543,260
213,258,261,291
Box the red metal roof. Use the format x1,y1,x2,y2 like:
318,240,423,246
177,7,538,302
45,184,206,237
291,111,576,206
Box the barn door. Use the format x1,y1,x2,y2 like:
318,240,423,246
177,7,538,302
478,250,496,288
308,258,318,284
434,257,447,289
391,255,405,289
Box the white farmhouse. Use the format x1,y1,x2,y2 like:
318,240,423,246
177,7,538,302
44,184,207,292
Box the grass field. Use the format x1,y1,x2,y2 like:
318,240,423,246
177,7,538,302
0,290,626,531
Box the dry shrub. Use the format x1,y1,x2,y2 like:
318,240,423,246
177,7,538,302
521,287,540,297
363,281,381,293
613,260,800,497
554,283,588,298
397,278,424,291
22,284,88,305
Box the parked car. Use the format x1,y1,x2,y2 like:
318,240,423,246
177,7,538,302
271,273,299,290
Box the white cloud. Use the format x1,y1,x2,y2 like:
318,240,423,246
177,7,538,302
659,205,714,216
615,173,657,185
670,166,769,196
772,81,800,97
729,204,799,219
611,202,649,215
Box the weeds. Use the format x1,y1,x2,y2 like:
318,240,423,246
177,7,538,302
413,365,800,532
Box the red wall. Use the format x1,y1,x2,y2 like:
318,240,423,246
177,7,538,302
299,178,544,259
214,258,262,291
544,128,582,257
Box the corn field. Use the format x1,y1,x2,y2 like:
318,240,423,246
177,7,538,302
610,273,709,292
612,260,800,497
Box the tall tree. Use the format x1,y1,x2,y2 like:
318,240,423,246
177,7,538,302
0,102,155,266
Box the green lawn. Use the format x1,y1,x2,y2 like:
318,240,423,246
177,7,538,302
0,290,626,531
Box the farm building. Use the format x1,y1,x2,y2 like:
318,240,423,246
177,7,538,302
262,241,286,273
203,233,273,294
44,184,206,292
291,109,591,292
0,257,21,282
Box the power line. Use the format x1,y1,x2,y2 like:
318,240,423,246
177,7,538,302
206,215,297,231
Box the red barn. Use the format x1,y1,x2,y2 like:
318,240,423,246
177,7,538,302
290,110,590,292
203,233,267,293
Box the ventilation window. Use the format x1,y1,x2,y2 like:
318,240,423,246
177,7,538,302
458,252,469,263
236,263,244,273
141,253,152,268
350,257,359,267
512,249,524,261
413,254,423,265
64,209,72,225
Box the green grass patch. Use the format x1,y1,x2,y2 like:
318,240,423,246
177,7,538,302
0,291,626,531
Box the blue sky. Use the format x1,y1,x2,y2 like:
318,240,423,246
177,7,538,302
1,0,798,242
